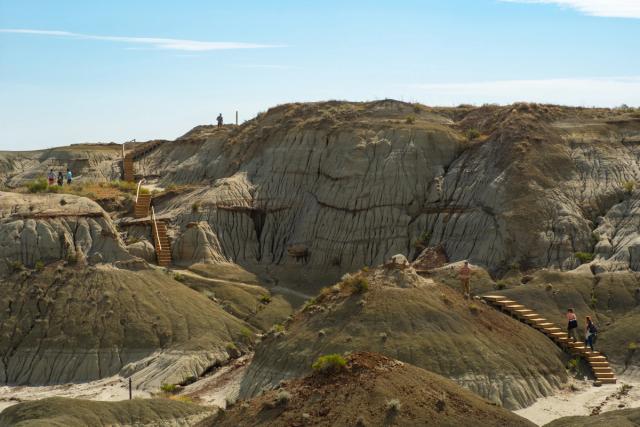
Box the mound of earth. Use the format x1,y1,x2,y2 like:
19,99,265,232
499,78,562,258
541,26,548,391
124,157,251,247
204,352,534,427
0,265,250,389
544,407,640,427
0,396,213,427
239,264,567,409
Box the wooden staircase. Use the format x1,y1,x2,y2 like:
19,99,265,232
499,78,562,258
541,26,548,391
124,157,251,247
134,193,152,218
123,153,135,182
483,295,616,385
152,217,172,267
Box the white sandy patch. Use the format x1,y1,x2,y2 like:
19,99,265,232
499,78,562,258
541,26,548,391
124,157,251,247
0,375,151,413
515,373,640,426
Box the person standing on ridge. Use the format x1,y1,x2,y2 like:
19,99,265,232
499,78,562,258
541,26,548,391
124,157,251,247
585,316,598,351
566,308,579,342
216,113,223,128
57,171,64,186
66,168,73,185
47,169,55,186
459,261,472,300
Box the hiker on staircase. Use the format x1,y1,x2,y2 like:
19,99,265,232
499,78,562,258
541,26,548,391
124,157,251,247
585,316,598,351
216,113,223,128
459,261,471,300
566,308,579,342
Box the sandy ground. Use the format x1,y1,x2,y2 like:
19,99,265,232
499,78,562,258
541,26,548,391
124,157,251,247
0,375,152,413
179,354,251,408
515,373,640,426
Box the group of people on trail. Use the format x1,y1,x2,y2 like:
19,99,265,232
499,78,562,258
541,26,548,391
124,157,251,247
457,262,599,350
567,308,598,351
47,168,73,187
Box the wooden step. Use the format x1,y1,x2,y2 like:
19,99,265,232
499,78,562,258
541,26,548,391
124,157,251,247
597,377,617,384
568,341,585,348
592,367,613,373
520,313,539,318
504,304,525,310
589,362,609,367
596,372,616,379
483,295,507,301
495,300,517,306
587,355,607,362
550,332,568,339
542,327,562,333
513,309,534,314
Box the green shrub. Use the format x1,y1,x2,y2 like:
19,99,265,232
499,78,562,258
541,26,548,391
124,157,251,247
192,202,200,213
466,128,481,140
468,303,480,315
629,342,638,351
623,180,635,194
405,116,416,124
495,281,507,290
575,252,594,264
240,327,253,342
259,295,272,304
173,273,185,282
272,323,285,333
566,358,579,372
27,178,49,193
343,276,369,294
35,260,44,271
10,260,24,272
312,354,347,376
160,383,178,394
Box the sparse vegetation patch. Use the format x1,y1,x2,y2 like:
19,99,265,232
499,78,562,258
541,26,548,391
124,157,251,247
312,354,347,376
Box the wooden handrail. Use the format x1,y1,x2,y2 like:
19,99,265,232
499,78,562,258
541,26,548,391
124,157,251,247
135,179,145,203
151,206,162,251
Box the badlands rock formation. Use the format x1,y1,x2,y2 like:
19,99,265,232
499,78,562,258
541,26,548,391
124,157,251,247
0,192,132,275
0,143,124,187
0,192,266,389
238,265,567,410
130,101,640,283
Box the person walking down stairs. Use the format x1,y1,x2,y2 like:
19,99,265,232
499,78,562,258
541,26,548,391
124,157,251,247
567,308,579,342
585,316,598,351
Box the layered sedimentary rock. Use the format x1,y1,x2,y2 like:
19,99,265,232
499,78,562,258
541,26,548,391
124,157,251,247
0,192,132,274
138,102,640,281
0,266,249,389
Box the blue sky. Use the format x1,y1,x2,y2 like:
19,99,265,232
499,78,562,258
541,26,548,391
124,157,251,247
1,0,639,150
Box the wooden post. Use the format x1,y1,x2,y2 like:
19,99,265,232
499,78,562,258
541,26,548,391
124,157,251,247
236,110,238,125
129,377,132,400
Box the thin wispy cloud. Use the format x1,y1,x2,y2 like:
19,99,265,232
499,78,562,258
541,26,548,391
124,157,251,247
0,29,284,51
501,0,640,18
234,64,298,70
409,77,640,106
